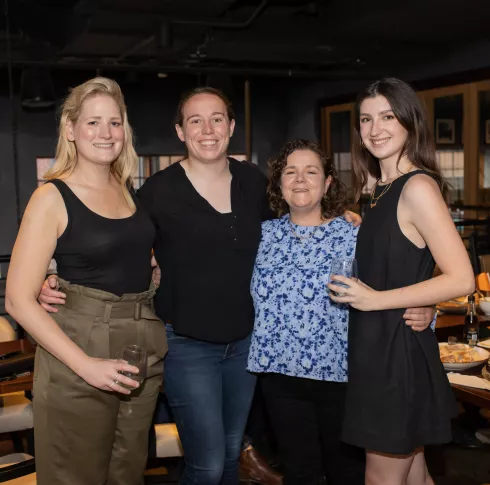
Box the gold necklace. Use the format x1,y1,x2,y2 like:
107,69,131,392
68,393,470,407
369,167,415,208
369,180,393,208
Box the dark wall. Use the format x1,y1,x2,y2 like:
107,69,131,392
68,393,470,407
124,76,248,157
0,72,289,254
2,38,490,254
0,96,17,255
1,93,62,255
284,39,490,143
250,79,289,168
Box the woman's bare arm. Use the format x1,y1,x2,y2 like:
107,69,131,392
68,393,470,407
6,184,139,393
379,174,474,308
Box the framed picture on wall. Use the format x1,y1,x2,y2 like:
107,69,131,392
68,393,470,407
436,119,455,144
486,120,490,144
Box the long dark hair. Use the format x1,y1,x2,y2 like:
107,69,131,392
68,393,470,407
352,77,446,201
268,139,348,219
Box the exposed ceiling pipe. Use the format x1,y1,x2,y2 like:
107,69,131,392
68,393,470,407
113,36,155,64
0,58,376,80
114,0,269,64
172,0,269,29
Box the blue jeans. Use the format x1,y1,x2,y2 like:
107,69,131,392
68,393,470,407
164,325,257,485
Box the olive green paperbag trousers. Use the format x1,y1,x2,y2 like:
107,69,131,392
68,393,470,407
33,279,167,485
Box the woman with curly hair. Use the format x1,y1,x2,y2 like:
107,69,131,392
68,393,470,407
247,139,435,485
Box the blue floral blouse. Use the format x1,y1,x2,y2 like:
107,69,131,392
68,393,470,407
247,214,358,382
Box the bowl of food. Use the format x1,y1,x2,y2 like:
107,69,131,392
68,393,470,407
439,343,490,371
479,297,490,315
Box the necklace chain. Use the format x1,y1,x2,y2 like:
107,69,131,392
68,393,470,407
369,168,415,208
369,180,393,208
289,217,322,241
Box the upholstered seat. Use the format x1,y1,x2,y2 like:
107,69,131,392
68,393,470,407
0,317,15,343
476,271,490,293
0,319,34,455
0,393,33,434
155,423,183,458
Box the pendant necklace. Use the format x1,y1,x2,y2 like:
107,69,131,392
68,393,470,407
369,167,415,208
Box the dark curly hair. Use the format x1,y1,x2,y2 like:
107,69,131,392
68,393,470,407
175,86,235,126
268,139,348,219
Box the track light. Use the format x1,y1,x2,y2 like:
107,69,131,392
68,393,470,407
20,67,55,110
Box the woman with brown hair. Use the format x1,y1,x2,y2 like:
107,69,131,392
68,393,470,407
328,78,475,484
248,139,435,485
6,77,167,485
141,87,267,484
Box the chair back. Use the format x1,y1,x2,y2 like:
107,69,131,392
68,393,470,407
477,272,490,293
0,319,15,344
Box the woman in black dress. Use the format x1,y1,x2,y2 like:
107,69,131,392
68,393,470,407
328,78,475,485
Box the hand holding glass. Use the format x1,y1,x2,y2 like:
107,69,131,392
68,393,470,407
329,258,358,297
118,344,147,414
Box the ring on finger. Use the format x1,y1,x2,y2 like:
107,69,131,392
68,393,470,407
109,379,118,389
338,292,347,297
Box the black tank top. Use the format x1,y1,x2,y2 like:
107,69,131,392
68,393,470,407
47,179,156,296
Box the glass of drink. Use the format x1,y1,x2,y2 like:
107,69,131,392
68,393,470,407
329,258,358,297
118,344,147,415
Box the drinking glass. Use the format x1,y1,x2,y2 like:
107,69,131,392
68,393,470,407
118,344,147,415
329,258,358,297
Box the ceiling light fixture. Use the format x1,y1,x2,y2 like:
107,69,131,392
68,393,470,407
20,67,55,109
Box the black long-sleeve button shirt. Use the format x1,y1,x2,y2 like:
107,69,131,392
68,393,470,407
138,158,272,343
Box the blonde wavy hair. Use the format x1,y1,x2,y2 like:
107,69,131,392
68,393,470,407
45,77,138,209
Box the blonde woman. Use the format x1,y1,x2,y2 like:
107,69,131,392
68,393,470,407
6,77,167,485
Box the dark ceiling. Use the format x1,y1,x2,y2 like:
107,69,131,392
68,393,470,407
1,0,489,80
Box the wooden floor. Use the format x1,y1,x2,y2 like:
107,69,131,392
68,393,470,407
0,434,488,484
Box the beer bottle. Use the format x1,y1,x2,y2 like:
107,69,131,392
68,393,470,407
463,294,479,346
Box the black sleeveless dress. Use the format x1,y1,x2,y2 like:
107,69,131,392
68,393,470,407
342,171,457,454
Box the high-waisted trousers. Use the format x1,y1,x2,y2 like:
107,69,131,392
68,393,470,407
33,279,167,485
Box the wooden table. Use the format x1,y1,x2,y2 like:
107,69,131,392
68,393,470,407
0,339,34,394
436,314,490,409
0,373,33,394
